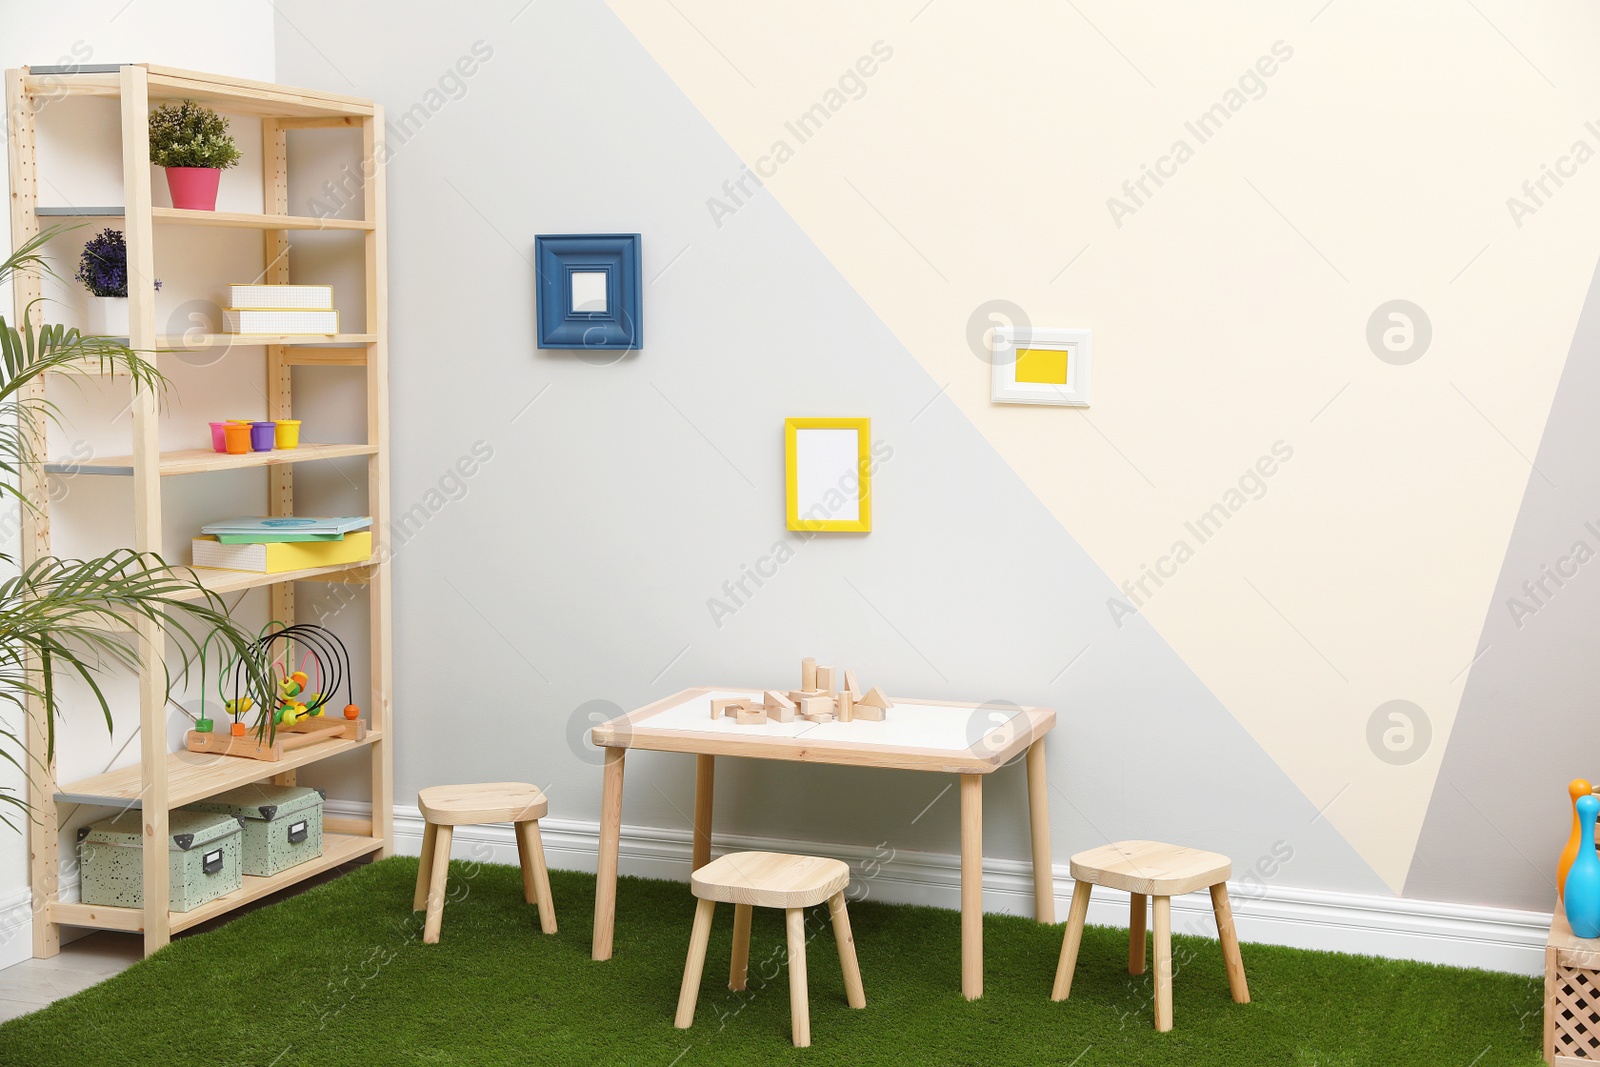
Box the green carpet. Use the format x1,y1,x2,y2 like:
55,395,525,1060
0,858,1546,1065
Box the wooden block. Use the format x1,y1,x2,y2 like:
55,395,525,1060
767,704,796,723
801,657,817,690
763,690,795,709
788,689,823,704
797,695,834,717
803,712,834,724
711,698,742,719
843,669,860,695
735,707,768,726
836,690,854,723
816,666,838,693
854,705,886,722
859,687,893,709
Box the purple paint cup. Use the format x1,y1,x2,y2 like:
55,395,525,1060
249,421,277,451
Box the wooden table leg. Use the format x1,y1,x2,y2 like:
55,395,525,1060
592,747,626,961
693,754,714,873
1025,739,1055,923
422,824,453,944
960,772,984,1001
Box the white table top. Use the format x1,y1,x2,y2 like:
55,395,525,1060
591,686,1056,774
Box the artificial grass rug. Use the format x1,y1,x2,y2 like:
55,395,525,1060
0,858,1546,1066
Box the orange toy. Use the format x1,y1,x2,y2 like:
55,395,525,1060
1560,778,1595,900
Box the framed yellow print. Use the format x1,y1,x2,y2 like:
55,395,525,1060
991,326,1092,406
785,418,871,532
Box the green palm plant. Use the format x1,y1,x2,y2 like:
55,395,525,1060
0,225,271,827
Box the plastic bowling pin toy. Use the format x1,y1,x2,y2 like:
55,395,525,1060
1566,794,1600,938
1560,778,1595,901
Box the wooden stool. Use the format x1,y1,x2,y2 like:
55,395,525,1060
675,851,866,1047
1052,840,1249,1031
413,782,556,944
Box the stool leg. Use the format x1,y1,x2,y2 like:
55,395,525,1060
1129,892,1148,974
1153,895,1173,1032
413,822,437,911
422,824,453,944
1050,880,1093,1000
786,907,810,1048
829,891,866,1009
675,899,716,1028
1210,883,1250,1004
730,903,751,991
515,820,557,934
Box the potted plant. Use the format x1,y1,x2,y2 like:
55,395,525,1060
0,225,271,827
74,229,161,336
148,99,241,211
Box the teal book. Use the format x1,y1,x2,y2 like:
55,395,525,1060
201,516,372,538
213,532,345,544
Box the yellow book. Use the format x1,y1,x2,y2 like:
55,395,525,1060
191,531,371,573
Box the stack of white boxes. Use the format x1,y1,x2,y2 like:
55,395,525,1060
223,284,338,334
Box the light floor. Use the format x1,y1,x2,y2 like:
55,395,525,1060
0,861,362,1023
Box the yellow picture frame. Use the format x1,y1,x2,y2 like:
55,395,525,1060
785,418,872,532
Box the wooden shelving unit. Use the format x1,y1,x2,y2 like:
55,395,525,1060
5,64,393,957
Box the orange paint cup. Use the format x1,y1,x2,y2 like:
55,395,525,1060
223,422,252,454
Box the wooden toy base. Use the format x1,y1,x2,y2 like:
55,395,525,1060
185,716,367,762
1548,896,1600,1064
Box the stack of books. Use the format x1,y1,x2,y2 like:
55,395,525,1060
192,516,372,573
222,284,339,335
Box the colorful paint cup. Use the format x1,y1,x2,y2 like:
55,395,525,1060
208,421,228,452
274,419,301,449
249,421,276,451
223,422,252,454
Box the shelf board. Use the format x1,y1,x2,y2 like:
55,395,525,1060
157,334,376,348
56,728,383,809
48,832,385,934
182,558,376,597
36,206,124,217
45,442,377,477
153,207,373,231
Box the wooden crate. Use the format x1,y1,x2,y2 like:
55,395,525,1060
1548,899,1600,1063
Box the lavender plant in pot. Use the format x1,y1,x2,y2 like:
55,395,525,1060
75,229,160,336
148,99,241,211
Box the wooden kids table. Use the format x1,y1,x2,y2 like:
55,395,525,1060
588,686,1058,1000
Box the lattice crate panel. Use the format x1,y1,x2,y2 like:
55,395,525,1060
1552,959,1600,1063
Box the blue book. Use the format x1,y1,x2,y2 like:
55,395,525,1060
200,516,372,538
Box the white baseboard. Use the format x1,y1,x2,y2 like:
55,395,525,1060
342,801,1553,977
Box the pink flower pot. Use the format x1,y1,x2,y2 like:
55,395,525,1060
165,167,221,211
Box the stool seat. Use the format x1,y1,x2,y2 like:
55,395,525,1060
692,851,850,909
418,782,547,826
1070,840,1231,898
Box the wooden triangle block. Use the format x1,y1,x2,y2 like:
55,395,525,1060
843,669,860,696
763,690,795,709
859,687,892,709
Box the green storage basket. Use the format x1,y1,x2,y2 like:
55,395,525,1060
78,809,243,913
185,784,324,877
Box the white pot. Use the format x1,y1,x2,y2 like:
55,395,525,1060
85,296,128,337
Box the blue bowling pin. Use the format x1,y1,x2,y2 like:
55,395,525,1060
1567,794,1600,938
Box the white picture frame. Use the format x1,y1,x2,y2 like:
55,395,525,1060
991,326,1093,406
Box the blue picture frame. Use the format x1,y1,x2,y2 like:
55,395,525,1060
535,234,642,350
